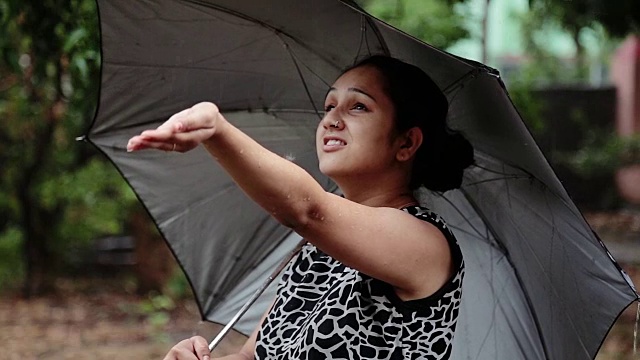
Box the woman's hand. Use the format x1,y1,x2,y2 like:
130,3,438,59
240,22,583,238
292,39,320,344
127,102,224,153
163,336,211,360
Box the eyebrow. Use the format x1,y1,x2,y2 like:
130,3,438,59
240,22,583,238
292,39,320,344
326,87,377,102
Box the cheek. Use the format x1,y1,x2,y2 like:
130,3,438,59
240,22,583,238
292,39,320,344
367,126,395,147
315,124,323,147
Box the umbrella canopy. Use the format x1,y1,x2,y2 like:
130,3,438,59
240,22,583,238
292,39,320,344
88,0,638,358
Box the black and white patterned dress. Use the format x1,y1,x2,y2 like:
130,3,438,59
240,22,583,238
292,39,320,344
255,206,464,360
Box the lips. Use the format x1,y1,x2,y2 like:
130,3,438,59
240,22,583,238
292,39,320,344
322,136,347,151
325,139,346,146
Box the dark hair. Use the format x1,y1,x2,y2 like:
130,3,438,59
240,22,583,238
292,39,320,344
346,55,474,192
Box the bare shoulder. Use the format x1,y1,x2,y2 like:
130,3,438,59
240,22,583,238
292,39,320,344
377,205,449,245
382,206,455,300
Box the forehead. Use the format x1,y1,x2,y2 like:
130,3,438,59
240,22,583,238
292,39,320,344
330,65,386,93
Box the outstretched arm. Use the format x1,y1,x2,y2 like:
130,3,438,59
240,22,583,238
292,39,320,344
128,102,452,300
128,102,324,228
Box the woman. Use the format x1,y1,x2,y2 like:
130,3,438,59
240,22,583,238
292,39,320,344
128,56,473,360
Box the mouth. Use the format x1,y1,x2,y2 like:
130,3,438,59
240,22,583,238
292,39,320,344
324,138,346,146
322,136,347,152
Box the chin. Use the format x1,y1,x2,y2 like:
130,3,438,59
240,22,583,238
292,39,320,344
318,162,345,180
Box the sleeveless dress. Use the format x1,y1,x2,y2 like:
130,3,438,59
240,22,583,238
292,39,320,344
255,205,464,360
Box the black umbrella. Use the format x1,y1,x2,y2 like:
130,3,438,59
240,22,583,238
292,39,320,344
88,0,637,358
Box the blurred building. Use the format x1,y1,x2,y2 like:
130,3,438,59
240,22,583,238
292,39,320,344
447,0,609,85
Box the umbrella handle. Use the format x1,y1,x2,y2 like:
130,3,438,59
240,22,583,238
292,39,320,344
209,238,307,352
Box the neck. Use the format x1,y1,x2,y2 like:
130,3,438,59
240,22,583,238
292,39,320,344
337,179,417,209
344,191,417,209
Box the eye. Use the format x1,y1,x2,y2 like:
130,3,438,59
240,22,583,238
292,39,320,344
324,104,335,112
352,103,367,111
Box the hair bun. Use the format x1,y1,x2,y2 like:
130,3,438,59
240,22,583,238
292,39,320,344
446,132,474,169
420,131,474,192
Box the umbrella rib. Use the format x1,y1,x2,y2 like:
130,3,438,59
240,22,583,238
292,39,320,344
464,175,531,187
205,212,291,313
282,51,332,89
434,192,491,241
180,34,280,68
500,192,601,358
181,0,344,71
525,192,591,357
440,191,509,256
443,67,488,97
338,1,391,60
104,60,300,77
363,14,390,56
354,15,370,62
278,36,323,120
542,190,592,356
498,172,633,319
475,151,578,214
473,259,519,359
472,162,524,177
446,224,501,248
460,188,552,359
503,163,514,211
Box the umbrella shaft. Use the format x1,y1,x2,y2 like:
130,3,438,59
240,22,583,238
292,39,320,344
209,239,307,352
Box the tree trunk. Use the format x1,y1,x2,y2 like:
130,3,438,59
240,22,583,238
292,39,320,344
131,208,175,294
481,0,491,64
19,98,61,298
572,29,588,80
20,192,55,298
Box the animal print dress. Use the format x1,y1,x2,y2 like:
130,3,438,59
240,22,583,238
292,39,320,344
255,206,464,360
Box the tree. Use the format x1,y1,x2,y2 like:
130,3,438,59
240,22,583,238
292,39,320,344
528,0,640,38
357,0,470,50
524,0,640,80
0,0,136,296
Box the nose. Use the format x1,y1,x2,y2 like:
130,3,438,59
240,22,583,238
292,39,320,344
320,112,344,130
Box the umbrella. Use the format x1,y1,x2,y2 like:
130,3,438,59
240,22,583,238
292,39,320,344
87,0,638,358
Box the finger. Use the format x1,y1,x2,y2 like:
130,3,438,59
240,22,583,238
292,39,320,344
127,128,176,151
165,348,199,360
172,102,218,133
127,138,175,152
163,339,200,360
139,127,175,141
137,120,196,143
126,136,146,152
157,108,192,131
190,336,211,360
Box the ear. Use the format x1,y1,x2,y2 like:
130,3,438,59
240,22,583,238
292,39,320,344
396,127,423,162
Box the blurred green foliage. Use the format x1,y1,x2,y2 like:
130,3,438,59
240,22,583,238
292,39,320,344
516,0,637,87
0,0,136,295
164,268,194,300
560,134,640,177
528,0,639,38
0,226,24,288
357,0,469,49
139,292,176,342
521,1,609,83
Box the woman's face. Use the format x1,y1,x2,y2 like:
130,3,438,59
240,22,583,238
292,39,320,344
316,65,403,181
